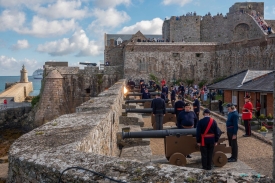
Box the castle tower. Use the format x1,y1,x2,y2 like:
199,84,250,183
20,65,28,83
34,69,66,126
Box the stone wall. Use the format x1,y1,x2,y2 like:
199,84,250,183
200,13,265,43
123,36,275,84
34,64,122,128
124,42,217,83
0,107,32,129
163,2,267,43
7,80,273,183
164,16,201,42
228,2,264,16
8,80,124,182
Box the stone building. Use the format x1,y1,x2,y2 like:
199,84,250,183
104,2,275,85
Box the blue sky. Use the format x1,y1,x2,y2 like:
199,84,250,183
0,0,274,76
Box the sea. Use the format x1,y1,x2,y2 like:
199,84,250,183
0,76,41,96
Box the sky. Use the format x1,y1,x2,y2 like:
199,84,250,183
0,0,274,76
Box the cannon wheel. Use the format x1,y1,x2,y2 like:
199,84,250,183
169,153,186,166
213,151,227,167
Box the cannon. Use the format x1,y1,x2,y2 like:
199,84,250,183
128,88,155,92
122,129,231,167
125,99,169,108
125,108,176,129
125,92,159,99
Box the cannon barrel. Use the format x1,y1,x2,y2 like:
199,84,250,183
126,92,159,96
129,88,155,92
125,99,169,104
125,108,174,113
122,128,196,139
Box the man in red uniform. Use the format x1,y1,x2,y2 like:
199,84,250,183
242,95,253,137
3,99,7,109
161,78,166,87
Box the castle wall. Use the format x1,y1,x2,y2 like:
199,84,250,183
200,13,265,43
265,20,275,30
124,36,275,84
228,2,264,16
166,16,201,42
104,45,124,66
124,42,217,83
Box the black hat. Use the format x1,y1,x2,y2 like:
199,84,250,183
203,108,211,114
244,95,251,99
185,103,191,107
226,103,234,108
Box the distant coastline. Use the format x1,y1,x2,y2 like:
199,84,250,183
0,76,41,96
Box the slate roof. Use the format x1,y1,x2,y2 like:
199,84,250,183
106,34,162,41
208,70,275,92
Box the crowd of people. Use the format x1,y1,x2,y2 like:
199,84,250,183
251,12,272,34
127,78,256,170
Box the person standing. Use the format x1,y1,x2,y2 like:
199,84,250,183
177,102,197,158
162,84,168,98
193,95,200,127
177,103,197,129
256,99,261,119
226,103,238,162
142,88,151,99
151,93,166,130
3,99,7,109
153,83,161,91
196,109,219,170
174,96,185,128
242,95,253,137
161,78,166,87
170,86,176,107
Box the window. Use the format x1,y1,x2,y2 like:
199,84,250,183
196,53,203,58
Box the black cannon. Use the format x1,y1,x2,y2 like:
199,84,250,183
122,129,231,167
125,92,160,99
129,88,155,92
125,108,174,113
125,99,169,108
125,99,169,103
125,108,176,129
123,128,196,138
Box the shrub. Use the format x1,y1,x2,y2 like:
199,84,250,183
267,113,273,120
31,95,40,108
149,73,159,85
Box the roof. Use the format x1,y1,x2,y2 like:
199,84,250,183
208,70,275,92
46,69,63,79
106,34,162,41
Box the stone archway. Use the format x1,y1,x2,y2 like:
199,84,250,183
233,23,250,41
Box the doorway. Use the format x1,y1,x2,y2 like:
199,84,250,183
260,93,267,116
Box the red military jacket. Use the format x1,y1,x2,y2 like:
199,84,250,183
242,101,253,120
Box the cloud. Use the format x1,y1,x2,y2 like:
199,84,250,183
0,55,38,75
88,8,130,35
0,10,26,31
162,0,192,7
11,39,30,50
0,0,55,8
118,18,163,34
33,0,89,20
36,29,101,57
16,16,77,37
93,0,131,8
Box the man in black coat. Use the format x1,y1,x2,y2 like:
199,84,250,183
177,103,197,129
174,95,185,128
151,93,166,130
142,88,151,99
170,86,176,107
196,109,219,170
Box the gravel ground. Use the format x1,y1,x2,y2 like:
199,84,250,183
143,111,273,178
